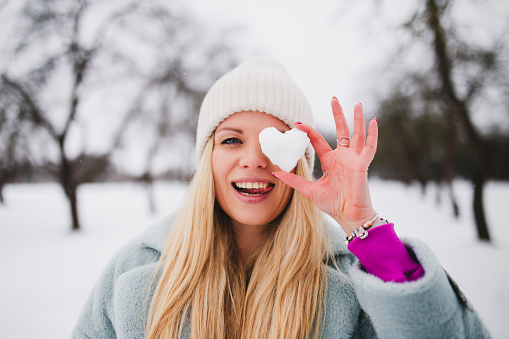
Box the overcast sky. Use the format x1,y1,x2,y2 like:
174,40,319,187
186,0,509,134
2,0,507,135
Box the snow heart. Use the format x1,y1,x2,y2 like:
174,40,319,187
259,127,310,173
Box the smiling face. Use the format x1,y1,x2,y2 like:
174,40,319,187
212,111,294,230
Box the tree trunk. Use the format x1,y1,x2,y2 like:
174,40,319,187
471,144,493,241
446,182,460,218
141,172,156,214
67,185,80,231
59,137,80,231
472,177,490,241
443,111,459,218
0,184,4,204
145,182,157,214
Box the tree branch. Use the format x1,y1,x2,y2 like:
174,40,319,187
1,74,57,138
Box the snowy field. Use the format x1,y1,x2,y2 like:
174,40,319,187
0,180,508,338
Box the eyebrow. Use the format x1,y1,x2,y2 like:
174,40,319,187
215,126,289,135
215,127,243,134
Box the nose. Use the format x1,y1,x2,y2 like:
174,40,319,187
239,142,269,169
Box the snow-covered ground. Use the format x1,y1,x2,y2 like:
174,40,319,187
0,180,507,338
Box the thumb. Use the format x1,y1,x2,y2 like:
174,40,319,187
273,170,313,198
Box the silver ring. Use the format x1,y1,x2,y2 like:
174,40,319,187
337,136,351,147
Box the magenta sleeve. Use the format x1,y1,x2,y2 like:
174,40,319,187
347,223,425,283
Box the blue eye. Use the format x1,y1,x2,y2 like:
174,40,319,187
222,138,241,145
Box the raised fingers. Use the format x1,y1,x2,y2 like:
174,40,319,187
360,118,378,163
294,122,331,158
331,97,350,142
350,103,366,153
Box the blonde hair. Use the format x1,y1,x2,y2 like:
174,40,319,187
146,137,330,338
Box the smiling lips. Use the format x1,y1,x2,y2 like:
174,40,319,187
232,181,274,198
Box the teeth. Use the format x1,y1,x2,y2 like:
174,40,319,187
234,182,269,189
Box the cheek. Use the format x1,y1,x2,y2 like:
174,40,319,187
276,184,294,212
211,149,225,177
212,148,234,175
212,150,232,206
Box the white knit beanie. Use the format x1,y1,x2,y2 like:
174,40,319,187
196,58,315,171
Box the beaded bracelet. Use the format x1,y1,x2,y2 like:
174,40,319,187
344,214,379,246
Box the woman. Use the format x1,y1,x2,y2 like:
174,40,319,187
73,58,490,338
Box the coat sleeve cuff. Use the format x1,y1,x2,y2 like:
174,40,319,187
347,223,424,282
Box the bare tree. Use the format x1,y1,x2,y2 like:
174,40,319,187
423,0,502,241
373,0,508,241
0,0,237,229
0,0,139,229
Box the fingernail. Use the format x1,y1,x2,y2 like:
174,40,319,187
295,122,303,125
332,96,337,101
272,172,279,178
374,118,377,122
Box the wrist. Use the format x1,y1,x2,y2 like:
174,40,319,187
337,212,378,234
344,213,378,245
343,214,390,246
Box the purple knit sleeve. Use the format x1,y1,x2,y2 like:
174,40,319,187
347,223,425,283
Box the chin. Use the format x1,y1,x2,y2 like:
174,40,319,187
228,205,282,228
233,213,273,227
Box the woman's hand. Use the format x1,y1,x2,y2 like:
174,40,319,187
273,97,379,235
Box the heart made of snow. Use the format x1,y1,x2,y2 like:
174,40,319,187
259,127,310,172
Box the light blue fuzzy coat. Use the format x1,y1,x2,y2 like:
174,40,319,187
73,217,491,338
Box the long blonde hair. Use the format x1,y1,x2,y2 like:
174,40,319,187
146,137,330,338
